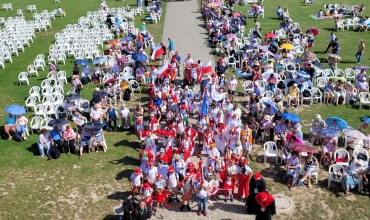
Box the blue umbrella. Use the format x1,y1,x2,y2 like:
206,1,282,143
353,66,370,70
155,2,162,6
281,112,301,122
263,102,278,114
316,128,340,137
132,53,148,62
48,118,69,127
361,117,370,123
92,57,108,65
200,93,208,115
121,36,133,41
74,59,90,65
83,122,104,130
325,116,348,130
295,70,311,78
6,105,26,115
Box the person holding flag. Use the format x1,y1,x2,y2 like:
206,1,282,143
151,42,165,62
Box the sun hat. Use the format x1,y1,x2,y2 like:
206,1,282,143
168,166,174,173
134,168,142,175
347,81,351,84
159,148,165,153
293,83,298,86
143,183,150,190
95,87,100,91
254,172,262,181
264,115,270,121
363,77,366,80
316,114,321,119
156,174,162,179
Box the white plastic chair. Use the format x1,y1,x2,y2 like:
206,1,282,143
263,141,278,164
0,57,5,69
42,94,54,104
29,116,43,134
327,164,344,189
29,86,41,101
45,103,58,118
25,96,37,112
129,80,141,97
56,54,66,65
53,94,65,105
57,71,68,84
34,104,47,118
344,68,356,82
41,86,53,97
333,149,350,167
334,69,345,77
228,56,237,69
78,99,90,113
41,79,52,89
353,148,370,164
34,60,44,71
27,65,39,77
359,92,370,109
47,71,58,83
310,88,322,104
316,77,327,90
18,72,29,85
52,85,64,96
300,88,312,105
243,80,254,96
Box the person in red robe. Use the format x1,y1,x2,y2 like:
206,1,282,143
255,191,276,220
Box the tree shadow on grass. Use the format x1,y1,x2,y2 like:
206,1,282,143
115,168,134,181
113,139,141,152
109,155,139,167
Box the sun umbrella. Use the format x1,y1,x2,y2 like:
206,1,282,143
286,133,303,146
329,54,341,59
280,43,295,50
325,117,348,130
106,14,114,17
48,118,69,127
226,34,237,39
65,94,82,101
92,57,108,64
119,75,135,81
361,117,370,123
295,70,311,78
306,28,319,36
262,73,279,81
132,53,148,62
329,76,346,83
311,61,324,69
316,128,340,137
121,36,133,42
259,46,274,56
134,41,144,50
83,122,104,130
281,112,301,122
207,2,219,7
104,78,119,85
108,40,120,45
74,59,90,65
353,66,370,70
264,33,276,38
294,145,318,153
231,12,241,17
155,1,162,6
5,105,26,115
344,130,367,140
251,4,259,9
117,58,129,63
263,59,274,64
263,102,278,114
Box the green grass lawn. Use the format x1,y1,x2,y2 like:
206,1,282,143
0,0,370,219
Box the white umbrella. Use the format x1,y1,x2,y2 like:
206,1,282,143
344,130,367,140
262,73,280,81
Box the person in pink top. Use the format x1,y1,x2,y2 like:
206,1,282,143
63,124,76,155
267,74,278,91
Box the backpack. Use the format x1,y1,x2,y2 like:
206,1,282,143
338,96,344,105
277,81,286,89
82,101,89,108
81,77,89,85
51,148,60,159
123,90,131,101
303,90,310,97
13,131,22,142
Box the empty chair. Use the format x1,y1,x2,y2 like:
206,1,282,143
56,54,66,65
34,104,47,118
359,92,370,109
344,68,356,82
27,65,39,77
53,94,64,105
3,52,12,63
0,58,5,69
29,86,41,101
41,79,52,89
18,72,29,85
25,96,37,112
41,86,53,97
29,116,43,134
36,54,46,66
263,141,278,163
34,60,44,71
42,94,54,104
57,71,68,84
311,88,323,104
52,85,64,96
47,71,58,83
45,103,57,118
327,164,345,189
334,149,350,167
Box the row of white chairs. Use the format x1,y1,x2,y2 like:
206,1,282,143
2,3,12,11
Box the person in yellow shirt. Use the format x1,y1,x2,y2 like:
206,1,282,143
287,83,300,108
119,79,131,101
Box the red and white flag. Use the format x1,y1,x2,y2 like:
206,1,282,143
151,43,164,61
202,60,212,74
158,60,170,76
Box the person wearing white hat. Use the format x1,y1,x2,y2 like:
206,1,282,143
287,83,300,108
308,115,325,144
356,76,369,92
345,81,356,104
343,158,367,196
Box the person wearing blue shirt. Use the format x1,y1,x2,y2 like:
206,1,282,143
50,127,63,152
331,38,339,55
82,64,92,82
167,38,174,59
4,114,16,139
153,96,162,109
276,6,283,19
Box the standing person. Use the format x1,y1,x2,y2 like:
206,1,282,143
330,38,340,55
255,191,276,220
227,75,238,103
133,199,152,220
4,113,16,139
120,103,131,130
324,32,336,53
193,174,208,216
167,38,174,59
62,124,76,155
236,161,253,201
106,104,118,131
246,172,266,214
355,39,365,64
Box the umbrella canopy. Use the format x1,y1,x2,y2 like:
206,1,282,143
286,133,303,146
92,57,108,64
108,40,120,45
325,116,348,130
231,12,241,17
117,58,129,63
353,66,370,70
83,122,104,130
316,128,340,137
264,33,276,38
6,105,26,115
132,53,148,62
306,28,319,36
329,76,346,83
155,1,162,6
263,102,278,114
262,73,279,81
48,118,69,127
207,2,219,7
65,94,82,101
361,117,370,123
311,61,324,69
74,59,90,65
120,36,133,42
134,41,144,50
281,112,301,122
119,75,135,81
280,43,295,50
106,14,114,17
344,130,367,140
295,70,311,78
294,145,318,153
329,54,341,59
259,46,274,56
226,34,237,39
104,78,119,85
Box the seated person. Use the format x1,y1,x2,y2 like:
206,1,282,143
72,112,86,133
79,128,92,158
266,74,277,91
15,115,28,141
333,80,345,106
346,137,363,158
92,128,106,152
257,115,273,142
345,81,356,104
65,100,77,114
284,151,300,191
273,119,287,147
357,77,369,92
244,93,259,118
287,83,300,108
136,65,146,83
300,152,319,188
325,79,334,104
262,104,275,117
293,75,304,91
281,135,299,164
92,64,102,84
4,113,16,139
320,136,336,166
308,114,325,144
343,159,367,195
274,89,284,107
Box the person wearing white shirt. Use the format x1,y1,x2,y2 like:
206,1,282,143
227,75,238,102
166,167,181,203
144,162,157,185
119,103,131,130
157,161,169,180
183,54,193,69
90,105,102,122
130,168,143,196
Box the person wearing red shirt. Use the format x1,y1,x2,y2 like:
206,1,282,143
156,148,169,165
139,148,154,171
185,125,198,154
176,147,191,162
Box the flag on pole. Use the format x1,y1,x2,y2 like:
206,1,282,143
151,43,165,61
158,60,170,76
200,92,208,115
197,60,212,82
